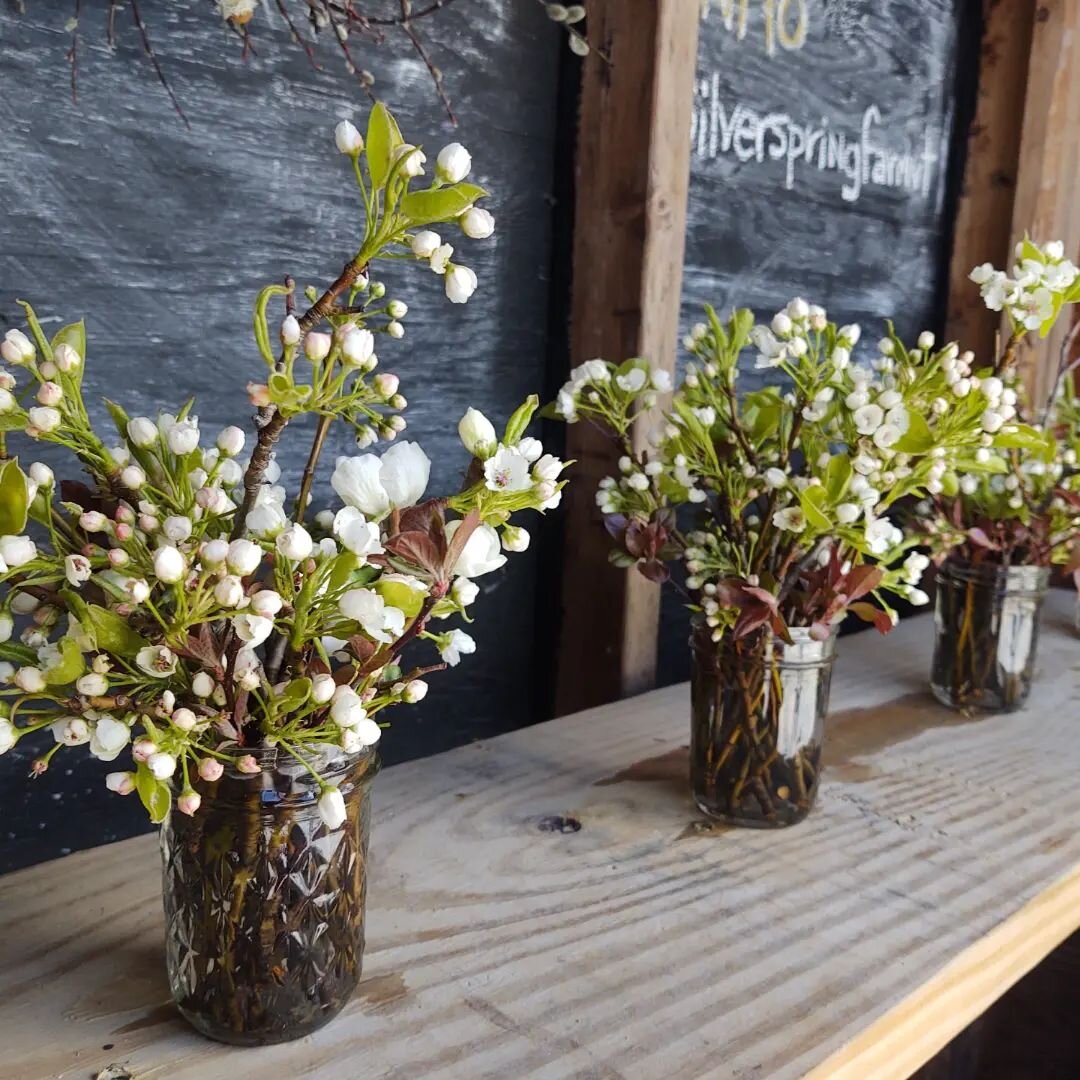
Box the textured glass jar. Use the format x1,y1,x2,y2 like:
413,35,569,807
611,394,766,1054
690,624,837,827
160,746,379,1045
931,559,1049,712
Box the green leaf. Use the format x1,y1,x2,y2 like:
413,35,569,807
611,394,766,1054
824,454,852,501
84,604,149,657
0,642,38,666
503,395,539,445
268,372,312,414
104,399,132,442
366,102,403,189
135,763,171,824
894,411,934,454
1019,236,1042,263
253,284,291,368
43,636,86,687
0,412,27,432
729,307,755,351
15,300,53,360
400,183,488,227
278,677,312,715
375,577,426,619
992,424,1054,456
799,485,832,531
1038,291,1066,338
0,461,29,535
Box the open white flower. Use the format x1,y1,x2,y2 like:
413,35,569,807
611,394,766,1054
64,553,92,586
864,517,902,556
332,441,431,520
439,628,476,667
330,687,368,728
772,507,807,533
333,506,384,559
339,588,406,643
89,714,130,762
446,521,507,578
853,403,884,435
483,445,533,493
0,535,36,568
136,645,178,679
233,613,274,648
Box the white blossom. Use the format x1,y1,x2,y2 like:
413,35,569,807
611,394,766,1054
436,142,471,183
318,787,347,830
227,538,263,575
154,546,186,584
276,523,314,561
458,408,497,459
439,628,476,666
460,207,495,239
445,265,478,304
447,522,506,578
339,588,406,643
332,506,384,559
136,645,178,679
483,445,533,493
90,714,130,762
411,230,442,258
334,119,364,155
0,535,36,567
64,553,92,586
233,613,274,648
332,441,430,519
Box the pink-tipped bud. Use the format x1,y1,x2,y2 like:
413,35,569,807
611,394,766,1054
373,372,400,399
108,548,130,567
114,522,134,542
247,382,271,407
177,790,202,816
105,771,136,795
198,757,224,782
115,503,136,525
37,382,63,406
303,332,332,362
236,754,261,775
132,737,157,763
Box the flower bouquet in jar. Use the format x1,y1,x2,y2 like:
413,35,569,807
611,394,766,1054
551,299,992,826
0,104,567,1045
916,240,1080,712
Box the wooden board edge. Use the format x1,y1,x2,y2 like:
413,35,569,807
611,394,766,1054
802,859,1080,1080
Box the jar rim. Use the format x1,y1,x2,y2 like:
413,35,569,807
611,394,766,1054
940,557,1050,593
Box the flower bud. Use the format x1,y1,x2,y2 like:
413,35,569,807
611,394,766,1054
247,382,271,407
171,707,198,732
214,575,245,608
445,264,478,304
387,320,405,339
280,315,301,346
127,578,151,604
393,143,426,178
318,786,347,829
304,332,332,362
458,407,497,460
28,406,61,432
0,614,12,644
386,300,408,319
177,789,202,816
198,757,224,782
917,330,935,350
105,771,136,795
36,382,63,406
191,672,215,698
501,525,530,552
217,425,245,456
236,753,261,775
1,329,35,365
79,511,108,533
76,672,109,697
250,589,283,617
436,142,471,183
119,465,145,490
127,416,158,448
28,462,54,488
373,372,400,399
14,666,45,693
334,119,364,155
227,538,262,575
311,673,336,704
200,538,229,566
166,418,199,456
54,342,81,372
0,389,15,413
410,230,442,258
108,548,129,568
163,515,193,544
154,545,186,584
460,207,495,239
276,524,313,561
340,328,375,367
403,679,428,703
129,737,156,764
148,751,177,780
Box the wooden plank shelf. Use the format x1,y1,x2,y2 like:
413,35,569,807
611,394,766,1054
3,593,1080,1079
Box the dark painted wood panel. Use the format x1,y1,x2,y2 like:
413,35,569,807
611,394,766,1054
0,2,562,871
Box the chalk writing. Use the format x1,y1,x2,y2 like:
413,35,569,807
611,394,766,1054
691,73,939,203
701,0,810,56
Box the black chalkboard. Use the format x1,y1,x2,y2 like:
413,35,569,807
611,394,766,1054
0,3,563,872
659,0,980,684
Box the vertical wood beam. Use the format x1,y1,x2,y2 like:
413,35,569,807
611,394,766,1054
945,0,1035,362
554,0,700,716
1009,0,1080,404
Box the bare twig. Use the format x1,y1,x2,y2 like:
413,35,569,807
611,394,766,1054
365,0,458,26
130,0,190,129
275,0,322,70
399,0,456,124
294,415,332,522
66,0,81,104
106,0,119,48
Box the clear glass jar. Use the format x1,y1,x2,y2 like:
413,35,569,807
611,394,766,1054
931,559,1049,712
690,624,836,827
160,745,379,1045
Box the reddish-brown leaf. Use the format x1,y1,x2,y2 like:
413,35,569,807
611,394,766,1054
849,601,894,634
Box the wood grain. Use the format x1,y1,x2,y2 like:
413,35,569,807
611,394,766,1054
0,2,562,871
554,0,700,714
1009,0,1080,405
3,593,1080,1078
944,0,1035,362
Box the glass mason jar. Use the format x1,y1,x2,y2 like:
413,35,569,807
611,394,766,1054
160,745,379,1045
931,559,1049,712
689,623,837,827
